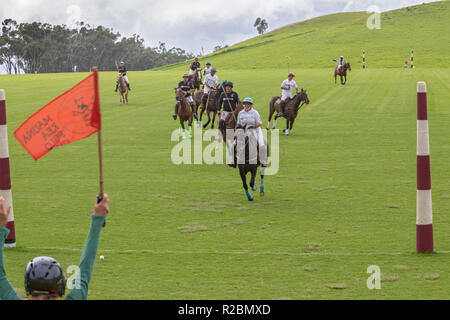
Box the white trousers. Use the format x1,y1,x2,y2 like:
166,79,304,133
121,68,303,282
123,75,130,84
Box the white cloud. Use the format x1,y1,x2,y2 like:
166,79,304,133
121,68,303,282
0,0,437,54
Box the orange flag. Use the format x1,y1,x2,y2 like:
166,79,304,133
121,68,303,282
14,71,101,160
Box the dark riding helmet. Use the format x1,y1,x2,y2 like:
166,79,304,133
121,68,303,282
224,81,233,88
182,74,189,78
25,256,66,297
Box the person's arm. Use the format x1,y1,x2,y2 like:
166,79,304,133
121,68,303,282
294,81,300,94
281,81,288,90
0,197,21,300
253,110,262,129
65,195,110,300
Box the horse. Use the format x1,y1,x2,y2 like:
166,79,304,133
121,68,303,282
117,73,129,104
232,128,268,201
218,101,244,143
189,68,202,91
267,89,310,136
334,62,351,85
174,88,193,139
199,87,221,129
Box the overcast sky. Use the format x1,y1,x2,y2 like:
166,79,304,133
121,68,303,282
0,0,438,54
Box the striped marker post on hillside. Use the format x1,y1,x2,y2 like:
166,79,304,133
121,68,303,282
0,90,16,248
416,82,433,253
363,50,366,69
411,49,414,68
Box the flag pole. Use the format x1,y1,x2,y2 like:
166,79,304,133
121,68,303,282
93,67,106,227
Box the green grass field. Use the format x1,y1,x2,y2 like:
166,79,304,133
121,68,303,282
1,2,449,300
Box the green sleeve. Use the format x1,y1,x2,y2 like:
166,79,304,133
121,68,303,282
65,215,105,300
0,227,22,300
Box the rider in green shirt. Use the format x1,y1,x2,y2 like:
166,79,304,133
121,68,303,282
0,194,110,300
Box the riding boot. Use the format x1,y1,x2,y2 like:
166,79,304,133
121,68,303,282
115,83,118,92
127,83,131,91
173,103,179,120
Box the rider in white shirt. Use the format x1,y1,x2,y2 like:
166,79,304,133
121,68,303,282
333,56,346,71
280,72,299,116
202,68,219,107
237,97,265,148
203,68,218,94
203,62,212,76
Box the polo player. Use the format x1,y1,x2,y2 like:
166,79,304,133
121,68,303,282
173,74,196,120
189,58,201,76
115,61,131,91
279,72,299,116
218,81,239,126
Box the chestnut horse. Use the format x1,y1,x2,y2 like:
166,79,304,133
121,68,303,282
189,68,202,91
174,88,193,139
267,89,310,136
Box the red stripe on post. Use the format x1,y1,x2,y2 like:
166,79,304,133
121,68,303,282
417,155,431,190
0,100,6,126
0,158,11,189
5,221,15,243
417,93,427,120
416,224,433,253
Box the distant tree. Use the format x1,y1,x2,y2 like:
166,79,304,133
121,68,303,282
0,19,194,74
213,44,229,52
254,18,268,35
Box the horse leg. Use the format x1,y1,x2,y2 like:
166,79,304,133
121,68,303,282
188,120,193,139
272,110,279,130
267,106,275,130
211,111,217,130
180,121,187,140
250,166,257,191
284,119,290,136
290,118,295,131
260,167,265,197
203,111,211,129
239,166,253,201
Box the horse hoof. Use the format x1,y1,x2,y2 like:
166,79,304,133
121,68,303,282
260,192,265,197
252,185,258,191
248,196,254,201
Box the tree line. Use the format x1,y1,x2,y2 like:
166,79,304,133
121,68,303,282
0,19,194,74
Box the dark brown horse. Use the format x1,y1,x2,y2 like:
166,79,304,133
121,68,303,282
334,62,351,85
218,101,244,142
199,87,221,129
232,128,268,201
267,89,310,136
175,88,193,139
189,68,202,91
117,73,128,104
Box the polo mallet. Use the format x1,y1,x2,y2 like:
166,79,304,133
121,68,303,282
286,56,290,73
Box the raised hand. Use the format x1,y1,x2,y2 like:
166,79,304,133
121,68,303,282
0,197,11,228
94,194,110,217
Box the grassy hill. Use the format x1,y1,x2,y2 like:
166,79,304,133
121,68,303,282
160,1,450,71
